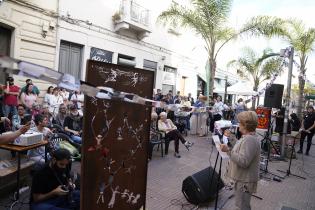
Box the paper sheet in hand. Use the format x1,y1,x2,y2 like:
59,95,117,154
212,135,229,159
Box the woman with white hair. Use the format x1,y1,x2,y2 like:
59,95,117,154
158,112,193,158
148,112,159,160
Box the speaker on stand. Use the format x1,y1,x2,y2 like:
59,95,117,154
264,84,284,109
261,84,285,179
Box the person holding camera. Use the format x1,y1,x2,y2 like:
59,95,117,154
3,76,20,118
30,148,80,210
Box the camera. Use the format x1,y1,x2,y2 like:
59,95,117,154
61,185,69,192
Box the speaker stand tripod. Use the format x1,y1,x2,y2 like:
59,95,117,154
260,119,284,179
277,133,306,179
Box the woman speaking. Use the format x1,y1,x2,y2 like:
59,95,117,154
220,111,260,210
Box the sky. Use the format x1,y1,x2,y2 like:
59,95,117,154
220,0,315,87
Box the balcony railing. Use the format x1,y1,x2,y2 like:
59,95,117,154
129,1,150,26
114,0,151,39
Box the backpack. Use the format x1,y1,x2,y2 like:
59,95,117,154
58,141,81,160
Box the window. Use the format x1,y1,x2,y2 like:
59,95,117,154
59,41,83,79
143,59,157,87
117,54,136,67
143,59,157,71
163,66,176,73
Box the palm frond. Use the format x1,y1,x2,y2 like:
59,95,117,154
241,15,287,38
193,0,232,23
255,51,279,66
215,27,235,42
259,57,283,79
236,68,250,81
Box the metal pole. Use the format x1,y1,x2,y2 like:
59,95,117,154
281,47,294,158
224,75,228,104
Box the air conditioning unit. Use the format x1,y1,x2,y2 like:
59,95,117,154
118,57,136,67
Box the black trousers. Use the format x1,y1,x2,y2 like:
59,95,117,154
210,114,222,132
165,130,186,153
300,131,314,153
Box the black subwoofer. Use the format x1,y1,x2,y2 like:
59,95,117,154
264,84,284,109
182,166,224,205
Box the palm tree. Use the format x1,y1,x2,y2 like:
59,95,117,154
228,47,283,109
157,0,237,98
243,16,315,118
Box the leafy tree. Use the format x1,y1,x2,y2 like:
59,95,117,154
244,16,315,118
228,47,283,109
157,0,237,98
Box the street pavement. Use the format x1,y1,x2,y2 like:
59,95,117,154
146,133,315,210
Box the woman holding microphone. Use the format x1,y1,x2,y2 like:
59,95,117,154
220,111,260,210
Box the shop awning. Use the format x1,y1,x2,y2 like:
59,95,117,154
305,95,315,100
227,81,257,96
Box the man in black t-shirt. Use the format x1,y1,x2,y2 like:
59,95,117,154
30,149,80,210
64,105,83,144
297,106,315,156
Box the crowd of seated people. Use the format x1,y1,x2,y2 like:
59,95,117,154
0,77,82,209
0,77,84,162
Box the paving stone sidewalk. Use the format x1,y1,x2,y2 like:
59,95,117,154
146,134,315,210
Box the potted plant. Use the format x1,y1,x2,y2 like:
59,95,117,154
112,12,122,22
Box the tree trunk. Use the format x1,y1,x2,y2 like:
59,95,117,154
297,72,306,120
208,58,216,99
251,86,258,110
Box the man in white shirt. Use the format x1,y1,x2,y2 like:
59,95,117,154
70,90,84,111
210,96,228,132
28,114,52,163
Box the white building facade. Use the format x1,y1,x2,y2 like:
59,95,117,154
0,0,209,98
56,0,208,98
0,0,57,85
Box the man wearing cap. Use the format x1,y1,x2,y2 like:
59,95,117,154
3,77,20,117
297,106,315,156
64,105,82,144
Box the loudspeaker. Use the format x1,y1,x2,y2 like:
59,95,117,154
264,84,284,109
182,166,224,205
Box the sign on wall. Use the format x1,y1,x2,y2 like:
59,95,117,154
82,60,154,210
162,71,176,86
90,47,113,63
